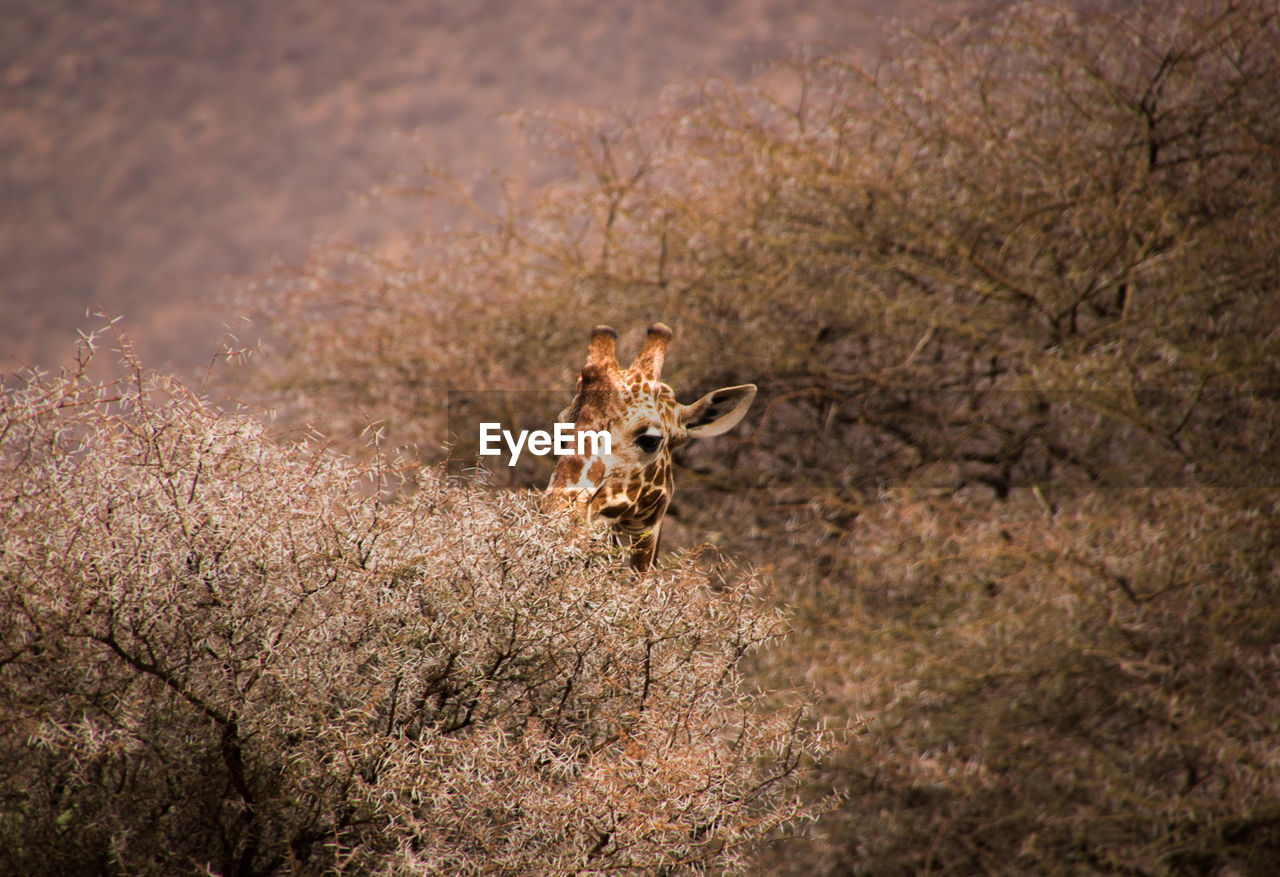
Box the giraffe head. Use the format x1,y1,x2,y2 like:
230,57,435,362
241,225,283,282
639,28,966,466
547,322,757,570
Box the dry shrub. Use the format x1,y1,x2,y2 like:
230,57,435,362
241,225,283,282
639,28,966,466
757,486,1280,874
228,0,1279,871
238,0,1278,490
0,329,827,875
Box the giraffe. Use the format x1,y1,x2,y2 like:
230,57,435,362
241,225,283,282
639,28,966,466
546,322,757,571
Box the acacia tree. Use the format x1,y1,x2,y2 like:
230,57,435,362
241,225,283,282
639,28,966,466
0,330,827,875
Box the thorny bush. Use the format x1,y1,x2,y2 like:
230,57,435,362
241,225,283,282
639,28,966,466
0,331,827,875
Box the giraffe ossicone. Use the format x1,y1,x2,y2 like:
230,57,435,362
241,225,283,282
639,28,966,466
546,322,757,571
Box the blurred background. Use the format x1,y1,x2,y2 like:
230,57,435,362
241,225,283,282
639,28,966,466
2,0,982,373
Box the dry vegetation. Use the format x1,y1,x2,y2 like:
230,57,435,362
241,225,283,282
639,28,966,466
0,328,826,874
7,0,1280,873
237,0,1279,493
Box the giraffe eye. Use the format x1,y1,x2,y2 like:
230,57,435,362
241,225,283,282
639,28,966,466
634,428,664,454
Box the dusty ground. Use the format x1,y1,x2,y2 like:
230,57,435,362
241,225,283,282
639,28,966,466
2,0,980,375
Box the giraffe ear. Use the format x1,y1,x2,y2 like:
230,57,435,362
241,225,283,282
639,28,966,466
678,384,757,438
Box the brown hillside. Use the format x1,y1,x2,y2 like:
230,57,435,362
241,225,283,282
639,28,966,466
2,0,979,373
